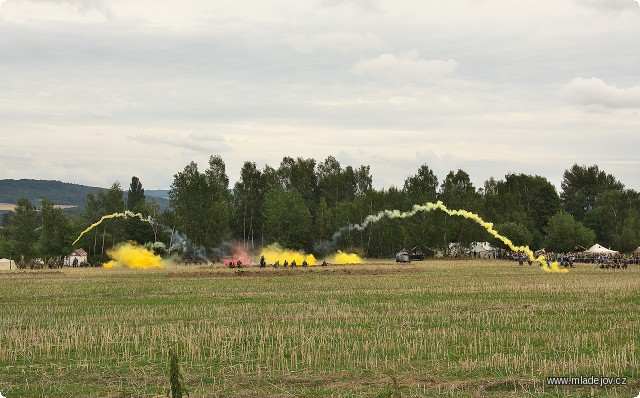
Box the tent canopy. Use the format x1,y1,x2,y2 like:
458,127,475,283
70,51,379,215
0,258,13,270
584,244,619,254
470,242,496,253
634,247,640,254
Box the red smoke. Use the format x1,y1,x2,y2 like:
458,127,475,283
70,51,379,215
222,243,252,266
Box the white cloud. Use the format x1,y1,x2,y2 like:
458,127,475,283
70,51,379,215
577,0,640,12
0,0,112,23
352,50,457,83
2,0,640,192
562,77,640,109
316,0,381,12
130,131,231,153
288,32,386,53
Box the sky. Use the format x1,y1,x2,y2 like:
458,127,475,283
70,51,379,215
0,0,639,193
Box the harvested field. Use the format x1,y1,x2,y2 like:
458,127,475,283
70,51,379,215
0,203,77,211
0,259,638,397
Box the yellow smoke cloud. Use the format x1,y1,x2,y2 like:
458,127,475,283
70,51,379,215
328,250,362,264
259,244,316,266
104,242,165,270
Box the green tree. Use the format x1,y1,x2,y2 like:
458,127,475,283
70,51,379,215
76,183,126,255
277,157,319,216
494,222,533,249
615,208,640,252
402,164,440,254
1,212,11,228
100,183,126,253
545,211,595,252
438,170,484,247
204,155,231,244
482,174,559,248
315,197,333,243
316,156,372,207
169,156,230,249
403,164,438,203
317,156,345,207
125,198,159,245
232,162,266,250
0,233,14,259
83,192,102,256
263,188,312,250
126,176,145,211
11,197,38,258
354,165,373,196
170,161,211,247
561,164,624,222
582,189,640,249
38,198,70,257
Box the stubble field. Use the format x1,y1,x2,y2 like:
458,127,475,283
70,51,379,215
0,260,638,397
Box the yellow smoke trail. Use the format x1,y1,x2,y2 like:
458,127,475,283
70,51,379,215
104,242,165,269
328,250,362,264
430,202,566,273
342,201,566,273
72,211,153,246
259,243,317,266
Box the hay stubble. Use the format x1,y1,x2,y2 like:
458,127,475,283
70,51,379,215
0,260,638,397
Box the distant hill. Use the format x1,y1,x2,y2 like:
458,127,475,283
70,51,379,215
0,179,170,211
146,189,171,200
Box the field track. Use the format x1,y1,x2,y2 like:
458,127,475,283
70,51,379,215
1,259,638,397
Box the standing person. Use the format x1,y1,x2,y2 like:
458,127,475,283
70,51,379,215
72,257,78,268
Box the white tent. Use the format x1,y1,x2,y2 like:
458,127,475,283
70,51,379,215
584,244,619,255
634,247,640,254
447,242,469,257
470,242,497,259
0,258,14,270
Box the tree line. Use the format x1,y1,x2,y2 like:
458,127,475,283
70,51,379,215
1,156,639,262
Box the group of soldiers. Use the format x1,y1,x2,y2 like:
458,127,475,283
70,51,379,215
13,255,102,269
15,255,65,269
228,256,329,268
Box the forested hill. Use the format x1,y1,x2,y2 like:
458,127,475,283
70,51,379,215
0,179,170,209
0,179,104,207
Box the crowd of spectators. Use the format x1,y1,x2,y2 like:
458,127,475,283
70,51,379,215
498,249,640,269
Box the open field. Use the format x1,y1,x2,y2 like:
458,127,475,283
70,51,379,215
1,260,639,397
0,203,77,211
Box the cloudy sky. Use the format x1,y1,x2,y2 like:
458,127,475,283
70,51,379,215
1,0,639,192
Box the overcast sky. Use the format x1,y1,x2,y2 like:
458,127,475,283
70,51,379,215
1,0,639,193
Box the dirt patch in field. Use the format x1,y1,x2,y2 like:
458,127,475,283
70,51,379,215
166,266,425,278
